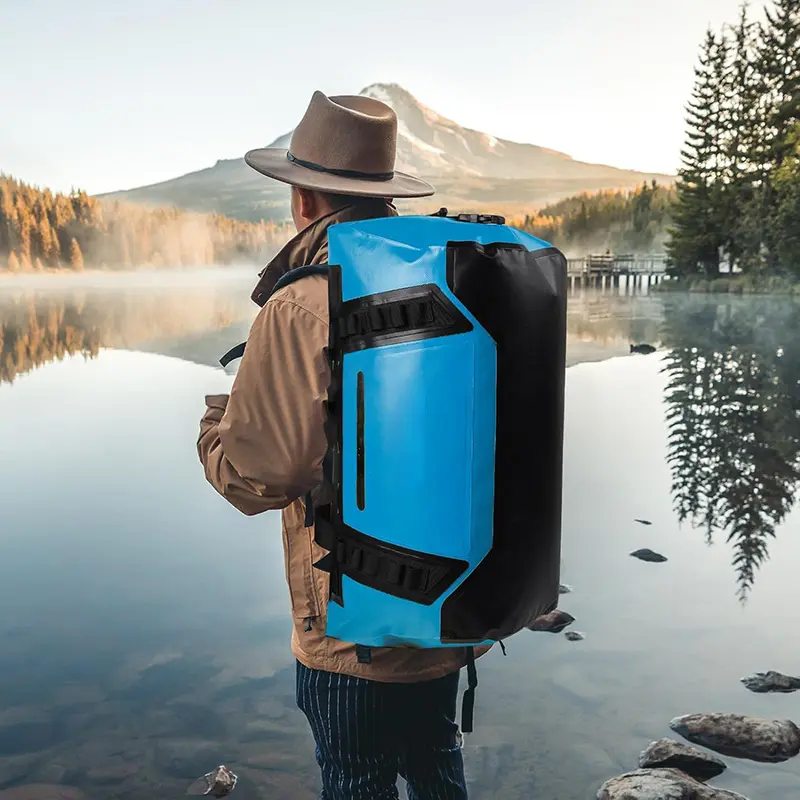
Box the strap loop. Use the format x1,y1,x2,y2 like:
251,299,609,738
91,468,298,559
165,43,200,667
461,647,478,734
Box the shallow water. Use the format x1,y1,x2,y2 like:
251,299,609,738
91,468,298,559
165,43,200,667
1,275,799,799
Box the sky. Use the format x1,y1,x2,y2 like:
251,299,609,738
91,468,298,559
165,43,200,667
2,0,759,195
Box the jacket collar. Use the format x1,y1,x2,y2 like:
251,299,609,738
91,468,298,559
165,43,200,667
251,200,398,306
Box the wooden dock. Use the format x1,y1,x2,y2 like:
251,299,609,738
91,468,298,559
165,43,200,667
566,253,668,292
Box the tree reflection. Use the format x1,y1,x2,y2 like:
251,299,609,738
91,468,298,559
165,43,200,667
0,287,255,385
661,297,800,600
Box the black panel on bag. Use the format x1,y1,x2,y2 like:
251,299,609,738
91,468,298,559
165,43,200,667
440,243,568,642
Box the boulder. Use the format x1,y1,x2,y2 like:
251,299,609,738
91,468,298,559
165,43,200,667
638,738,726,781
597,768,748,799
669,713,800,763
741,671,800,694
527,610,575,633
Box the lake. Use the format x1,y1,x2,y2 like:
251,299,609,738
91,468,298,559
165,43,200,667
1,270,799,800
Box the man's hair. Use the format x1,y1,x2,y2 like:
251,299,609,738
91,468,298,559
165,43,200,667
318,191,392,211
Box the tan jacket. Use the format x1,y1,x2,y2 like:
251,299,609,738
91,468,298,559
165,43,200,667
198,204,487,682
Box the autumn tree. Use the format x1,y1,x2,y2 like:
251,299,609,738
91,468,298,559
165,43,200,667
69,237,84,271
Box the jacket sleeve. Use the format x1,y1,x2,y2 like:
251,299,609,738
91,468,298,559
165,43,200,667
197,296,329,516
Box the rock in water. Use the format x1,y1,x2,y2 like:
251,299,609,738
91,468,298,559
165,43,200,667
0,788,90,800
565,631,585,641
559,583,573,594
669,713,800,763
187,765,238,797
527,610,575,633
741,671,800,694
597,768,748,799
630,548,668,563
630,343,657,355
638,738,727,781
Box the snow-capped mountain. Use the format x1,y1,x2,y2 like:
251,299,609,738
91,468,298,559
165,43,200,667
100,83,673,221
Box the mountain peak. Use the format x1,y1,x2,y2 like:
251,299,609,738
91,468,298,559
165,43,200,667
359,82,419,104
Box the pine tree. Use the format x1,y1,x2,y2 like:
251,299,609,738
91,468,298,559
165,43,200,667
760,0,800,270
50,229,61,267
36,212,54,264
18,212,32,268
667,29,729,277
721,3,766,270
761,0,800,166
0,183,13,253
770,123,800,271
69,237,84,271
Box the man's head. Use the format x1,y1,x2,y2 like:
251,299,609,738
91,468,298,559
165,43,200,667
290,188,393,232
244,91,434,214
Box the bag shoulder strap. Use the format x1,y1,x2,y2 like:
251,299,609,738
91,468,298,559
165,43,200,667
219,265,329,367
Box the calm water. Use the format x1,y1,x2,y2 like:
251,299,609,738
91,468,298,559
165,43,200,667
1,271,799,799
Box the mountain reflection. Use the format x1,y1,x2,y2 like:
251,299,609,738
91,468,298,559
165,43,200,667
661,296,800,600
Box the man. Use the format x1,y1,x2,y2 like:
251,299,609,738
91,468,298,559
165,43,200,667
197,90,479,799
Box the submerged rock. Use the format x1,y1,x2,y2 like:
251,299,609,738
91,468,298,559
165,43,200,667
630,343,657,355
565,631,585,642
630,548,668,563
187,765,238,797
741,670,800,694
669,713,800,763
558,583,573,594
638,738,727,781
634,519,652,526
0,789,89,800
597,768,747,799
527,610,575,633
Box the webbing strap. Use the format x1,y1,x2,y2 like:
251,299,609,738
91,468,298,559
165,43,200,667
312,513,468,607
338,297,436,340
219,341,246,367
461,647,478,734
218,265,329,367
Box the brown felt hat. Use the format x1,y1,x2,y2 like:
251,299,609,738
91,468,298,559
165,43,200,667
244,90,435,198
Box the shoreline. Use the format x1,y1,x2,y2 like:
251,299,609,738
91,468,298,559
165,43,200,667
656,275,800,297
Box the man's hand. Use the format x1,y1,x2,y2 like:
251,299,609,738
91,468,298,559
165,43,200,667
200,394,230,427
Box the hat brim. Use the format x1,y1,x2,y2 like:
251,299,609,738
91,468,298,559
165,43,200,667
244,148,435,198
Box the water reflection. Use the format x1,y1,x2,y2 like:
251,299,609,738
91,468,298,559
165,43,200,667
0,276,662,387
0,269,257,384
660,297,800,600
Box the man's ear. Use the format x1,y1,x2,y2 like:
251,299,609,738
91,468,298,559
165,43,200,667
296,188,319,222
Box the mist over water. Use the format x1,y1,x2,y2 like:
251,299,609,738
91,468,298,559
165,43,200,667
0,264,260,290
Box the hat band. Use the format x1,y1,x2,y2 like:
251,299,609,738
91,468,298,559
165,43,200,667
287,151,394,182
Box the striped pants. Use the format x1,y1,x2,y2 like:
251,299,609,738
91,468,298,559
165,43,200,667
296,661,468,799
